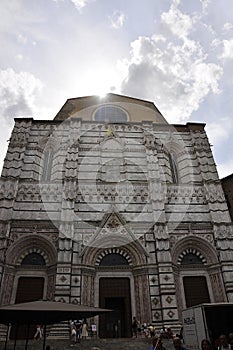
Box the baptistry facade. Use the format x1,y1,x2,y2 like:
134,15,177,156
0,93,232,337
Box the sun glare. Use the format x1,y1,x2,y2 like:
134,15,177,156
97,90,108,98
72,65,122,100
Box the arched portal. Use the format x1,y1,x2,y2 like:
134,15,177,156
81,243,149,338
171,236,226,319
97,250,132,338
3,235,57,339
99,277,131,338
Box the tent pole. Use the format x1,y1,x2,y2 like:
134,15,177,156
13,324,18,350
25,324,30,350
42,324,47,350
4,323,9,350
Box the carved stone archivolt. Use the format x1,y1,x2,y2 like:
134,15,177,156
95,247,132,266
17,247,49,265
5,235,57,266
171,235,219,265
82,238,147,267
177,248,207,265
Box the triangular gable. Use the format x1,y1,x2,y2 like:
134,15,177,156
80,209,148,256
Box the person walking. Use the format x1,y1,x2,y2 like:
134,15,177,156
149,336,166,350
82,318,88,339
75,320,82,342
34,324,42,340
132,316,139,338
70,324,77,346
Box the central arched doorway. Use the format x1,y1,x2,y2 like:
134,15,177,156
99,277,132,338
96,250,133,338
81,240,150,338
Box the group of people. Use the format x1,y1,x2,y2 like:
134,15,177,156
132,317,171,339
148,335,187,350
69,318,89,345
148,332,233,350
214,333,233,350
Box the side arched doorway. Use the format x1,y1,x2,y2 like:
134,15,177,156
10,275,45,340
171,236,227,320
3,235,57,339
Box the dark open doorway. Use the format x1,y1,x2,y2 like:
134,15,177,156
99,278,132,338
10,276,44,339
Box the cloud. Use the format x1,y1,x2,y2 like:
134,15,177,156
223,22,233,32
206,118,233,145
217,159,233,179
109,10,126,29
205,118,233,179
0,68,43,121
17,34,28,45
120,1,223,122
70,0,92,11
52,0,94,12
219,39,233,60
200,0,211,14
161,2,196,39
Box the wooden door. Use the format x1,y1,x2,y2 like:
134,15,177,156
183,276,210,308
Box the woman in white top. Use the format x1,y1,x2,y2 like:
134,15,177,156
82,319,88,339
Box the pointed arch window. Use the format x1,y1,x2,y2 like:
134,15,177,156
41,149,54,181
169,153,179,184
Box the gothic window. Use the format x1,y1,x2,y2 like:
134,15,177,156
41,149,54,181
169,153,179,184
21,253,46,266
94,105,128,123
99,253,129,266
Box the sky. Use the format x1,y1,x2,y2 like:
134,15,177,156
0,0,233,178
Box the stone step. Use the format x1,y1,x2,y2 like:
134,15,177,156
0,338,175,350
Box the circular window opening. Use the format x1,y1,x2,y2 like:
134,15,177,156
94,105,128,123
